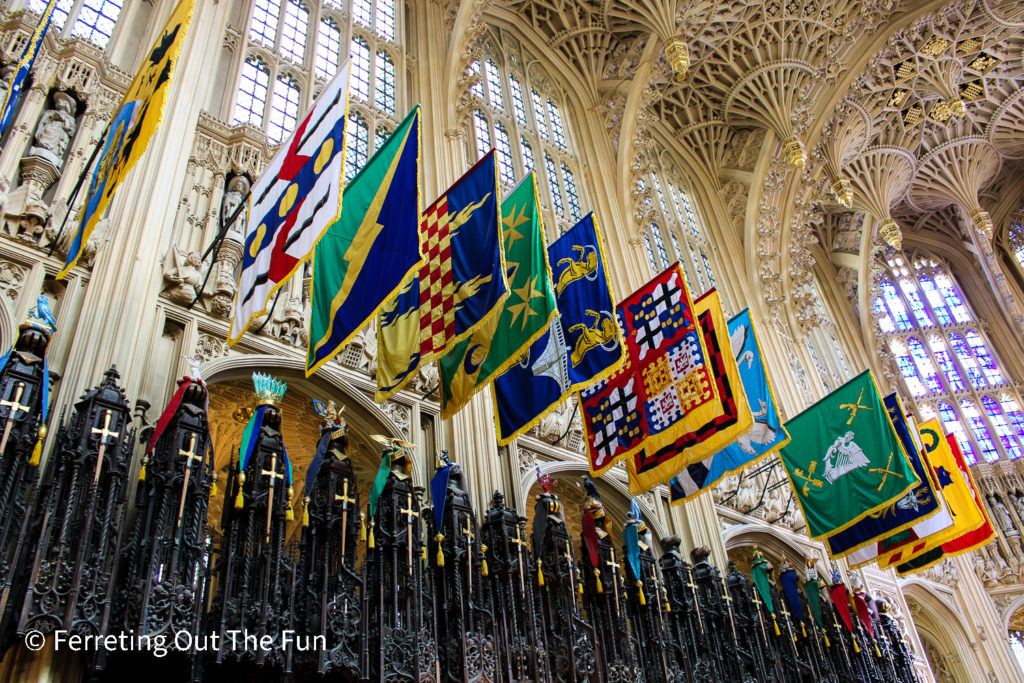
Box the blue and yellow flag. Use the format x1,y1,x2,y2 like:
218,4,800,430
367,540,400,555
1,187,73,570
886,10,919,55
306,106,421,375
492,212,623,445
376,152,507,401
670,308,789,504
58,0,196,278
0,0,59,135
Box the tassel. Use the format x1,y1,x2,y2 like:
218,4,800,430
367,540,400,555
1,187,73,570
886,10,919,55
422,545,427,561
368,520,375,549
802,622,807,638
594,568,602,594
664,588,671,612
536,560,544,586
637,580,646,606
28,425,44,466
286,506,294,522
435,533,445,567
772,615,780,636
359,513,367,542
210,474,218,497
853,638,860,654
824,633,830,648
138,456,147,482
302,505,309,527
875,643,881,658
234,472,245,509
578,581,584,596
480,545,489,577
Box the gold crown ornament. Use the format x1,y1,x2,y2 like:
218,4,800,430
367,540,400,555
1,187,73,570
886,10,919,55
253,372,287,407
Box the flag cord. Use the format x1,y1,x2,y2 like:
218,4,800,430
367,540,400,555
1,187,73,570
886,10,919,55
552,401,579,447
252,287,284,335
187,188,251,310
46,139,104,257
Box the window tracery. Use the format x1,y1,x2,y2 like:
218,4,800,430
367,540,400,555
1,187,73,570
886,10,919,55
464,36,584,228
231,0,401,162
874,251,1024,463
28,0,123,48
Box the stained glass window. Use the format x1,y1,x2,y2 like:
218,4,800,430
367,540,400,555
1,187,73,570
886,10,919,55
268,74,300,144
352,0,372,27
233,58,270,127
375,51,396,115
473,111,491,160
493,123,515,186
278,1,308,64
249,0,281,46
70,0,122,47
875,251,1024,461
641,171,716,295
29,0,72,33
642,233,657,274
350,38,371,101
532,90,548,140
315,18,341,80
548,100,567,151
545,154,563,215
650,223,669,269
521,139,535,172
345,113,369,181
375,0,395,41
509,75,527,126
562,164,581,221
485,61,504,110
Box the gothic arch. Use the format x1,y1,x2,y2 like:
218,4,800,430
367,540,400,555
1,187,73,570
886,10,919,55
723,522,815,564
999,591,1024,633
902,581,984,682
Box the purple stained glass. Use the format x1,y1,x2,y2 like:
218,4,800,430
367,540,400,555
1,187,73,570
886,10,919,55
961,399,1000,462
982,396,1023,459
938,401,977,465
900,279,933,327
907,337,942,394
948,333,985,388
928,337,964,391
881,281,913,331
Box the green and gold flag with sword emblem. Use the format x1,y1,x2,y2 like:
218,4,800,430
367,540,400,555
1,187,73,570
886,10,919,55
439,173,556,418
779,370,920,540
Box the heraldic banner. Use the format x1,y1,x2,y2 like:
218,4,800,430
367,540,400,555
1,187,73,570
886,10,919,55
779,370,920,540
831,393,949,562
578,264,718,484
492,212,622,444
670,308,789,504
626,289,752,495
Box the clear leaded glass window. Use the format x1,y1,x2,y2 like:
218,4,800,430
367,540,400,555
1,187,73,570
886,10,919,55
464,40,585,228
29,0,123,48
875,252,1024,463
232,0,403,169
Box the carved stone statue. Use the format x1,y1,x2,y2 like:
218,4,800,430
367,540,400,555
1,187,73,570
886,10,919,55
27,92,77,168
1013,493,1024,529
989,494,1017,536
221,175,250,242
162,246,204,305
0,66,15,114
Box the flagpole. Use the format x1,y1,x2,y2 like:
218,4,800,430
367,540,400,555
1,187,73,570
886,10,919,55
46,140,104,257
186,191,251,309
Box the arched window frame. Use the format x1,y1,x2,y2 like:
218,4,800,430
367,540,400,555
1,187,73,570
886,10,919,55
231,0,403,163
873,250,1024,464
463,41,585,231
27,0,124,49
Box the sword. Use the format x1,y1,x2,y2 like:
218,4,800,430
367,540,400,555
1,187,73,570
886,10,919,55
260,453,284,543
685,571,705,635
335,478,355,560
176,434,202,536
608,547,621,614
90,409,120,484
0,382,28,453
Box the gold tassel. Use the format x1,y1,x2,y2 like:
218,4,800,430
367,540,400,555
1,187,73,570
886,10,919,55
302,497,310,527
773,615,780,636
578,580,584,596
594,568,602,594
637,580,646,606
138,456,147,482
28,425,45,466
210,474,218,497
481,545,489,577
234,472,245,509
875,642,881,658
422,545,427,561
368,520,375,549
286,506,294,522
853,638,860,654
802,622,807,638
823,633,830,648
536,560,544,586
436,533,445,567
359,513,367,542
664,588,671,612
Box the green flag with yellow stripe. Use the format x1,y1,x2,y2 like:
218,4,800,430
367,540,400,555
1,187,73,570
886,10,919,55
438,174,556,418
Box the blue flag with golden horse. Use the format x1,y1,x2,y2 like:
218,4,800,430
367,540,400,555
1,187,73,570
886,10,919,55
376,151,507,401
58,0,197,278
492,212,623,444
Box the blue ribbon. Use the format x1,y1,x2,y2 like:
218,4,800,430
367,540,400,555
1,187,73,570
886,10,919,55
239,405,267,472
431,464,453,531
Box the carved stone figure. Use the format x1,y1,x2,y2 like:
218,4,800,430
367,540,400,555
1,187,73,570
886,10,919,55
989,494,1017,536
27,92,77,168
221,175,250,241
162,246,204,305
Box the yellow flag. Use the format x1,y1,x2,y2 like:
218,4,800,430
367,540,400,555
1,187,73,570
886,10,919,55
58,0,196,278
879,418,985,567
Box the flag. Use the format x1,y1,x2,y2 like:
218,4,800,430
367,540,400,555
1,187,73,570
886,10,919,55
438,174,556,418
377,152,507,400
625,289,753,494
228,60,351,343
670,308,789,503
803,565,824,626
58,0,196,278
306,107,421,375
879,419,986,571
493,212,622,444
940,433,995,555
778,371,919,540
578,264,719,485
831,394,951,564
779,564,803,623
0,0,59,135
853,592,874,638
829,582,854,635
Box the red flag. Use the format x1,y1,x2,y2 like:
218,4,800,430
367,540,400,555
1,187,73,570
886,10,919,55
829,583,853,633
942,434,996,555
853,593,874,638
582,510,600,568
